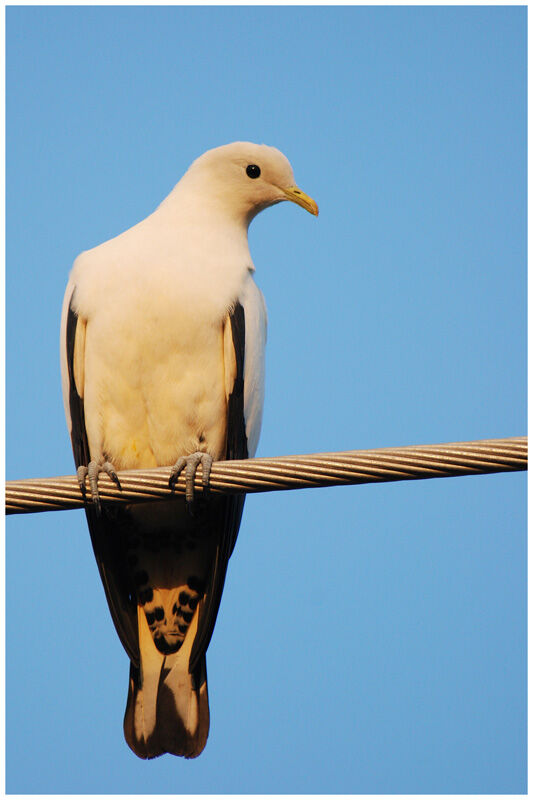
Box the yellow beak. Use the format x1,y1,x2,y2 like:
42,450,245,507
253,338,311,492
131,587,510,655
282,185,319,216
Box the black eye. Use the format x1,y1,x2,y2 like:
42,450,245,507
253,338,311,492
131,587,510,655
246,164,261,179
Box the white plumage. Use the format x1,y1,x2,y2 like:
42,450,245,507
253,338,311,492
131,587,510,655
60,141,317,758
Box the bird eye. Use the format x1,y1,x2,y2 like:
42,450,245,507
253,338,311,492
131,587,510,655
246,164,261,179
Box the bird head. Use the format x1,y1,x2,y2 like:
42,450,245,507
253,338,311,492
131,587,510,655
182,142,318,227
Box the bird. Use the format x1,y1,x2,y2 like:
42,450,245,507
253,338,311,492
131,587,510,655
60,141,318,759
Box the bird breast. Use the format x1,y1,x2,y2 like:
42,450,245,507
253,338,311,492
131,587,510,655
73,236,247,471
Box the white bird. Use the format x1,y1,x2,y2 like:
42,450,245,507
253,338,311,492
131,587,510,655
60,142,318,759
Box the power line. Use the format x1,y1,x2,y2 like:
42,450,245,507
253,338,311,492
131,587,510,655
5,436,526,516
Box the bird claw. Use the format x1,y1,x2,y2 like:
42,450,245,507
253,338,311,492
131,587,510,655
169,452,213,506
77,465,88,496
78,459,122,514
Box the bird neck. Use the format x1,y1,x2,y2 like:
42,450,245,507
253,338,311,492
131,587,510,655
160,172,261,232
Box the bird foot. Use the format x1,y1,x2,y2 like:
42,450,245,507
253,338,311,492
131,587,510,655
77,459,122,514
169,452,213,505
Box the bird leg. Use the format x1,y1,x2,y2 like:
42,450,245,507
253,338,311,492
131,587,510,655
77,459,122,514
169,452,213,505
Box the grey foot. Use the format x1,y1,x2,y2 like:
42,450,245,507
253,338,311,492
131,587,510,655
169,452,213,504
77,459,122,514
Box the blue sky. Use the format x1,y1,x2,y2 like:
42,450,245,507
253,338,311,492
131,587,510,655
6,5,526,794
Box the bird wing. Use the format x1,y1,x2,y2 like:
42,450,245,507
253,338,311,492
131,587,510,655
61,280,140,663
189,274,267,669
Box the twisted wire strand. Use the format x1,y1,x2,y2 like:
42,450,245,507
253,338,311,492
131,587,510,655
5,436,527,516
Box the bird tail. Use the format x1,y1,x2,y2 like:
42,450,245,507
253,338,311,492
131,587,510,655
123,605,209,759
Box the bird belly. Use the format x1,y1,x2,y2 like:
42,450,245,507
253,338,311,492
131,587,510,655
82,311,228,471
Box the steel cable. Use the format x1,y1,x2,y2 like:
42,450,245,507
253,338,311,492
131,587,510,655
5,436,527,515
